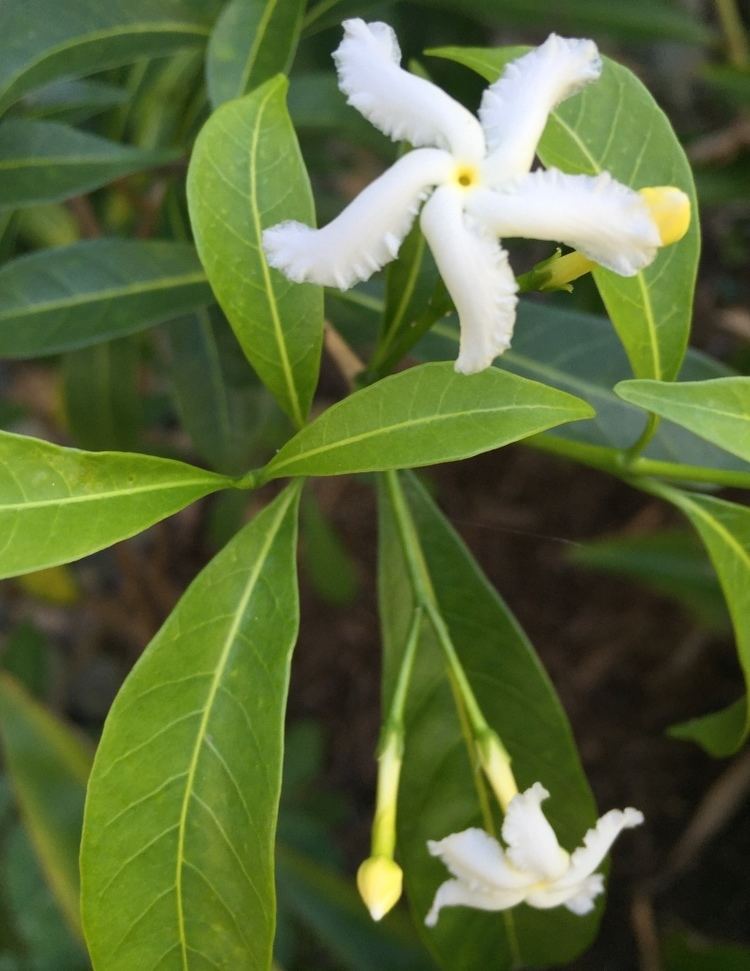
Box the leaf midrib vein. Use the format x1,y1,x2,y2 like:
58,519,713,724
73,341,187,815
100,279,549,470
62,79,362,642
174,490,294,967
270,402,578,471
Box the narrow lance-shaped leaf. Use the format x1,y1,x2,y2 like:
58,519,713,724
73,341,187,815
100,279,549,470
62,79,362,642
0,430,230,578
0,0,224,115
262,362,593,479
411,299,741,471
62,337,142,452
168,309,288,475
0,240,212,358
378,473,598,969
21,78,128,125
430,46,699,382
0,120,175,210
616,377,750,464
649,483,750,756
188,75,324,427
206,0,306,109
81,483,302,971
0,673,93,940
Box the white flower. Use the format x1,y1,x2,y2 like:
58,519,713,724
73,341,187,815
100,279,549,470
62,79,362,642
425,782,643,925
263,21,663,374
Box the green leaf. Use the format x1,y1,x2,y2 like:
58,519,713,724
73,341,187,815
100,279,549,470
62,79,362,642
0,623,52,698
418,0,712,44
378,473,598,969
188,76,323,427
277,846,436,971
430,45,700,382
0,240,211,358
2,823,89,971
63,337,142,452
0,0,223,115
616,377,750,464
81,484,302,971
0,120,174,210
207,0,306,109
649,484,750,755
287,71,392,156
21,78,128,125
0,674,92,940
0,430,229,578
570,530,727,632
167,310,287,475
300,493,359,605
416,302,743,471
664,932,750,971
376,221,440,369
263,362,593,479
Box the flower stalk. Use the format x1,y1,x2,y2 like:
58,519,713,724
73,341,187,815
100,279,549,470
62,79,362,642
357,607,422,920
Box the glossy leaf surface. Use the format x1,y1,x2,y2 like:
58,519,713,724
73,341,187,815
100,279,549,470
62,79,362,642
653,484,750,755
378,473,598,969
206,0,305,108
22,79,128,125
416,303,742,470
430,45,699,382
0,120,174,210
188,76,323,427
63,338,142,452
0,674,92,939
0,0,223,114
0,431,228,578
81,484,301,971
264,362,593,479
616,377,750,463
0,240,211,357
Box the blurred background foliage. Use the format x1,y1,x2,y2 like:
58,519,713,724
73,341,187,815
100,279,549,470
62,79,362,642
0,0,749,968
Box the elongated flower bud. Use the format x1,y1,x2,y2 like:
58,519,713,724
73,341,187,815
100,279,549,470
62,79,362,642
357,855,403,921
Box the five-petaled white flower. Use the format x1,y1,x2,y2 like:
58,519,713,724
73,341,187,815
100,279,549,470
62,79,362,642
425,782,643,925
263,20,664,374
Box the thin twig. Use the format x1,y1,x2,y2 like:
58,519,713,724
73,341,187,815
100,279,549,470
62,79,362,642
324,321,365,389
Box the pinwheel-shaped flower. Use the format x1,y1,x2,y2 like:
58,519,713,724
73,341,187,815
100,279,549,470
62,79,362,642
263,20,678,374
425,783,643,924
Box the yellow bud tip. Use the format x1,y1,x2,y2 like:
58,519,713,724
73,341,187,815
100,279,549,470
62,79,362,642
356,856,403,921
639,186,691,246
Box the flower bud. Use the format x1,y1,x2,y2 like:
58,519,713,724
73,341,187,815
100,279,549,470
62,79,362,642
477,730,519,810
357,855,403,921
639,186,691,246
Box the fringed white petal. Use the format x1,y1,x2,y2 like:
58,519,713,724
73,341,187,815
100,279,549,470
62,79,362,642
501,783,570,882
420,185,518,375
263,148,453,290
468,169,661,276
425,878,528,928
480,34,601,182
334,19,485,161
525,873,605,912
555,807,644,889
427,828,532,891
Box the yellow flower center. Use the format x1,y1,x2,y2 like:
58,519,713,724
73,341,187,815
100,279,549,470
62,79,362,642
454,164,479,188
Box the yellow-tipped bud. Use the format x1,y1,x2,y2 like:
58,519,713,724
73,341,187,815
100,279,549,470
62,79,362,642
357,856,403,921
477,730,519,811
639,186,691,246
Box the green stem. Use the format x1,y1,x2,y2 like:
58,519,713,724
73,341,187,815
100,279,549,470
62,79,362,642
383,471,490,738
302,0,341,29
715,0,750,67
623,412,661,465
384,607,423,731
371,607,422,858
528,433,750,490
